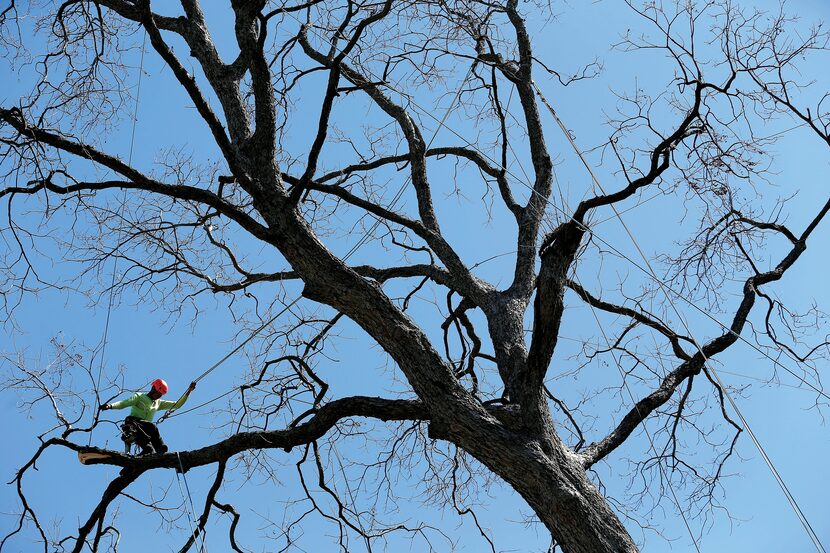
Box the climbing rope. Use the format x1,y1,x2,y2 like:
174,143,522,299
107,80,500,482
90,31,147,446
156,296,301,423
176,452,207,553
574,270,702,552
158,59,479,422
532,81,825,552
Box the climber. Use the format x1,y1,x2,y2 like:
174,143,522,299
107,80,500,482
99,378,196,455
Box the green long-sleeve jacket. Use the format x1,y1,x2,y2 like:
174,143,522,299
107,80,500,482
109,392,190,422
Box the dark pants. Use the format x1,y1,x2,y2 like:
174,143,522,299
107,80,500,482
123,416,168,454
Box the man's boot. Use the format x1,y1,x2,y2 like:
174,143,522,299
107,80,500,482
138,445,156,456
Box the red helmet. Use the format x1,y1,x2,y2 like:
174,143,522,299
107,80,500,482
151,378,169,396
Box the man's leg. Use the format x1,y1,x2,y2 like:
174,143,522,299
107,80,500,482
130,418,155,455
137,420,168,454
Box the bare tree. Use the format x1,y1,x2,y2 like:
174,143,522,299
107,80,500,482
2,0,830,552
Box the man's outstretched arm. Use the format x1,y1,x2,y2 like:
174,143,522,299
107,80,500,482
158,382,197,411
101,395,138,411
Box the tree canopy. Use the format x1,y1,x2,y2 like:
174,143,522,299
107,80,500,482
2,0,830,552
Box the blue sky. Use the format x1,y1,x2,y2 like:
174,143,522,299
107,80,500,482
3,0,830,551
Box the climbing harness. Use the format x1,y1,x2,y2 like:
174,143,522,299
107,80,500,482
119,418,142,454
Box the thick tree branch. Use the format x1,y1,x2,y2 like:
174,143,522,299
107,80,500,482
297,29,492,306
135,1,248,181
73,470,141,553
0,170,269,245
70,396,428,471
501,0,554,297
231,1,279,172
526,82,709,411
205,263,455,294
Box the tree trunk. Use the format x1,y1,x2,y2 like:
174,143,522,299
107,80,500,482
432,413,639,553
504,450,638,553
263,210,636,552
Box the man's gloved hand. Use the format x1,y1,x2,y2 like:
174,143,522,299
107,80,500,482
187,381,197,392
99,403,111,411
